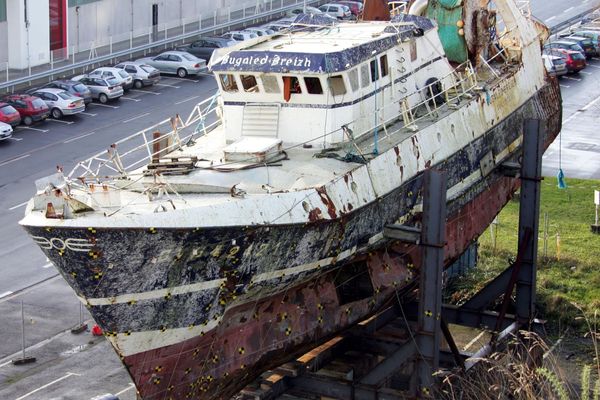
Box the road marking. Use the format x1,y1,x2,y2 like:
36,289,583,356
166,77,199,82
559,84,570,88
15,372,81,400
8,136,23,141
0,153,30,167
121,96,141,102
586,64,600,69
9,201,28,210
593,57,600,61
563,111,581,125
0,291,13,299
580,71,592,75
15,126,49,133
175,95,200,105
80,111,97,116
564,6,574,13
561,92,600,126
90,103,119,109
42,263,53,269
155,83,181,88
114,383,136,396
562,76,582,81
123,112,150,123
46,119,74,125
545,16,556,22
0,360,14,367
63,131,96,143
130,89,161,95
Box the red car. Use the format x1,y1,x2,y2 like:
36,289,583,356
0,102,21,127
545,49,586,73
1,94,50,126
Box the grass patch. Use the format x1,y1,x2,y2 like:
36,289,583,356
448,177,600,331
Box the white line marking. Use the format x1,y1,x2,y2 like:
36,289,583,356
593,57,600,61
562,76,581,81
175,95,199,105
563,111,581,125
546,16,556,22
122,112,150,123
15,126,48,132
42,263,53,269
121,96,141,102
46,119,74,125
0,154,30,167
0,360,13,368
580,71,592,75
0,291,13,299
15,372,81,400
79,112,97,116
90,103,119,109
559,84,570,88
166,77,199,82
8,137,23,141
63,131,96,144
564,6,574,13
114,383,136,396
560,92,600,126
130,89,161,95
8,201,28,211
155,83,180,88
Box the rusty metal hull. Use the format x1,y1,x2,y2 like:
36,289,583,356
21,78,562,399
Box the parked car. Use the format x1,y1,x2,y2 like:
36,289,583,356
1,94,50,126
570,30,600,54
88,67,134,91
0,102,21,127
176,37,235,60
335,1,364,16
221,30,259,41
261,21,294,32
34,80,93,105
114,62,160,89
319,3,352,19
0,121,13,142
287,6,325,16
29,88,85,119
136,51,207,78
543,41,586,56
72,75,124,103
243,27,275,37
542,54,567,77
561,36,597,58
545,49,586,73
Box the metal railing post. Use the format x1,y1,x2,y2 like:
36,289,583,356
110,36,113,55
130,31,133,49
214,10,217,25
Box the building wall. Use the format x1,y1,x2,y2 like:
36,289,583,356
7,0,50,69
69,0,245,53
0,21,7,68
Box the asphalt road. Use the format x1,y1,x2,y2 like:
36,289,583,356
0,2,599,399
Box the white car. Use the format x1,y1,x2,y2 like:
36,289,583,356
319,3,352,19
0,121,13,142
88,67,134,91
114,62,161,89
29,88,85,119
287,6,325,17
221,30,258,41
243,27,275,37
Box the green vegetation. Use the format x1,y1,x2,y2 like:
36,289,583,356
448,177,600,329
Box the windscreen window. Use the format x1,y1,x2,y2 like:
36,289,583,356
241,75,259,92
220,74,239,92
328,76,346,96
261,75,280,93
304,77,323,94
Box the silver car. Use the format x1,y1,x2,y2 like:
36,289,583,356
114,62,161,89
88,67,134,91
73,75,124,103
30,88,85,119
0,121,12,142
136,51,207,78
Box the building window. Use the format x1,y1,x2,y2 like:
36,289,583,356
380,55,389,77
241,75,259,92
328,75,346,96
348,69,359,92
261,75,280,93
304,77,323,94
0,0,6,22
68,0,101,6
219,74,238,92
370,60,379,82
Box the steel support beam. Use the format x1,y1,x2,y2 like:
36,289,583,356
416,169,447,397
515,119,543,324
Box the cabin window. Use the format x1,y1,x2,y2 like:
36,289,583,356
219,74,238,92
380,55,389,77
282,76,301,102
370,60,379,82
410,40,417,61
348,69,359,92
304,77,323,94
261,75,280,93
328,75,346,96
241,75,259,92
360,65,370,88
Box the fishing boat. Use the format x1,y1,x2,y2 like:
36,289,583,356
20,1,561,398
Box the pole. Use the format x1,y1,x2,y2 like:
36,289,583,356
543,212,549,259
